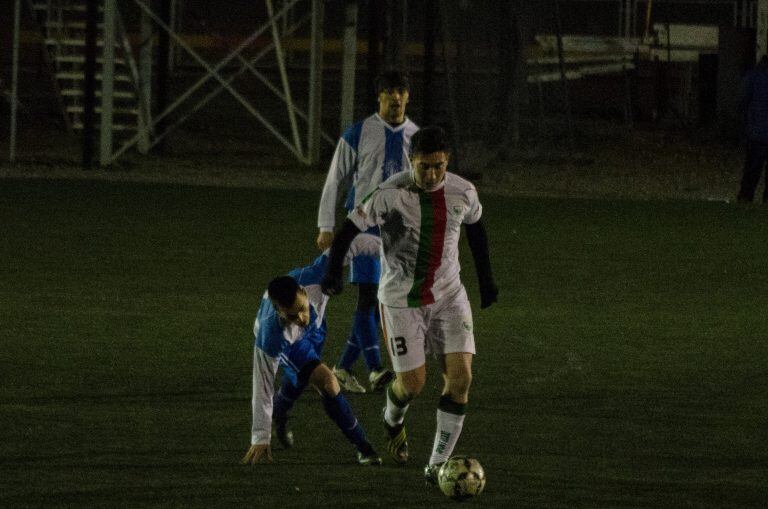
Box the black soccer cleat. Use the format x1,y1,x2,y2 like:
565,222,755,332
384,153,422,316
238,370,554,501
383,418,409,465
368,369,394,392
274,415,294,449
423,462,444,486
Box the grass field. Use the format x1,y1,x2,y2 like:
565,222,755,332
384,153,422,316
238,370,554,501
1,178,767,508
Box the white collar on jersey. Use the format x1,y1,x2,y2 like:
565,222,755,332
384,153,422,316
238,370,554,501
410,170,447,193
374,113,410,132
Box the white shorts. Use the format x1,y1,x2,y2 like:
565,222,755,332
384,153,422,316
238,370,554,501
379,285,475,373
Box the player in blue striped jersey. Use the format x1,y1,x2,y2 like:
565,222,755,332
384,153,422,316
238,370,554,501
242,254,381,466
317,71,419,394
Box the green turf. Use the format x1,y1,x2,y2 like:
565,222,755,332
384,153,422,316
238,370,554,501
1,179,767,507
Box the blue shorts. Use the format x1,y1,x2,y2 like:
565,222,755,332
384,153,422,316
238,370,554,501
278,333,325,387
350,254,381,284
348,228,382,285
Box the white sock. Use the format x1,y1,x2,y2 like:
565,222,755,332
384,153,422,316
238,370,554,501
429,408,465,465
384,387,409,427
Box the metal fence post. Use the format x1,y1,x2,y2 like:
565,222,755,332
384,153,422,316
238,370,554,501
101,0,117,166
10,0,21,162
308,0,324,166
83,0,99,169
339,0,358,132
138,6,153,154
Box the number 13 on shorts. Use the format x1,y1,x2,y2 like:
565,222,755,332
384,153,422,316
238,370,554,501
379,288,476,374
380,303,430,373
391,336,408,356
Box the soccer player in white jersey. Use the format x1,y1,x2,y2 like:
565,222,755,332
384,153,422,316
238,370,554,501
317,71,420,394
242,253,381,466
321,126,498,485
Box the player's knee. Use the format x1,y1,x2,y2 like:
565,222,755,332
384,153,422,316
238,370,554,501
396,370,426,398
445,371,472,398
324,374,341,396
310,364,340,397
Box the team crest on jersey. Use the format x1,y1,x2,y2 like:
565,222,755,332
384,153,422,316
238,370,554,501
462,320,472,332
355,205,368,220
452,205,463,216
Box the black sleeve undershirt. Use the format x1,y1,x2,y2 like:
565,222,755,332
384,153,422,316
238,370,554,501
464,219,494,289
326,218,362,278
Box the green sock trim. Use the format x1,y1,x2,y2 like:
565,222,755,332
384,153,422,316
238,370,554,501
438,394,467,415
387,385,412,408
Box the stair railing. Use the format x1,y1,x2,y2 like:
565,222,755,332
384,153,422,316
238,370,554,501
114,4,152,156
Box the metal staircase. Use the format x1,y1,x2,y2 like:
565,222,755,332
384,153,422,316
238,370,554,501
30,0,150,149
11,0,331,165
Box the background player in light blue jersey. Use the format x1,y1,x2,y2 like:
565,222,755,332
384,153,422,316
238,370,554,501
317,71,419,394
242,254,381,466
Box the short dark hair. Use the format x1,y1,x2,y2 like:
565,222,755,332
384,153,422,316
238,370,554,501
411,126,450,156
267,275,299,309
376,71,410,93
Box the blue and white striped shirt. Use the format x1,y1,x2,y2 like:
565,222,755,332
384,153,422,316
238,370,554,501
318,113,419,232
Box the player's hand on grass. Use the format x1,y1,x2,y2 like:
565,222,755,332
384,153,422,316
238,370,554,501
480,283,498,309
316,231,334,251
321,271,344,296
242,443,273,465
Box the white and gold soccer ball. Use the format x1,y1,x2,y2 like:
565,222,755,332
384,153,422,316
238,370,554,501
437,455,486,501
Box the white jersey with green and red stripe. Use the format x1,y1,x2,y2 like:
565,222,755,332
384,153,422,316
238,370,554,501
348,171,482,308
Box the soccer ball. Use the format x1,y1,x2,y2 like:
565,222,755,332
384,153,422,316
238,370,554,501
437,455,486,501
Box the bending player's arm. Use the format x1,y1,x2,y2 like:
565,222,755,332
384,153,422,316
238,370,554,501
317,137,356,250
320,219,362,295
242,345,279,465
465,219,498,309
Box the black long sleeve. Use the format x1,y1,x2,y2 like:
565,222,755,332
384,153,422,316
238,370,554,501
464,219,498,308
321,219,362,295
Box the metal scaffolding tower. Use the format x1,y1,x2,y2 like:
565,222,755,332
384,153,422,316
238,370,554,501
9,0,334,166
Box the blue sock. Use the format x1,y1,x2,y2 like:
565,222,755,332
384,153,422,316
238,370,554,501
337,336,361,371
321,393,372,453
354,309,382,371
273,377,305,421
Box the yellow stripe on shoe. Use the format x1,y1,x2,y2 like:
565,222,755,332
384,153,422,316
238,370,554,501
386,424,409,464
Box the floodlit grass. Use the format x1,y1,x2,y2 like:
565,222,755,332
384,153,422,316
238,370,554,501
1,179,767,507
